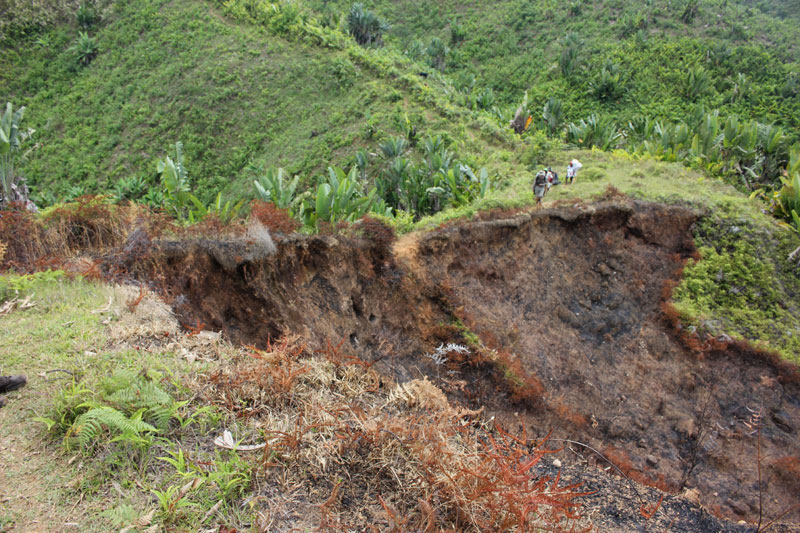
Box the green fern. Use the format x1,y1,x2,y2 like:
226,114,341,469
70,405,157,449
102,372,185,431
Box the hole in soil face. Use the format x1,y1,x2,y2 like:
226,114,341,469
351,294,364,317
146,201,800,526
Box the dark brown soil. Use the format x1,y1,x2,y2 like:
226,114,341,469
126,199,800,531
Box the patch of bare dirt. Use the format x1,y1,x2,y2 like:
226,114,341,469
125,199,800,530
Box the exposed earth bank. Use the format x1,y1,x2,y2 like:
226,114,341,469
123,199,800,530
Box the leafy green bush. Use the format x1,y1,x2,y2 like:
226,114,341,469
253,167,299,211
0,102,34,208
300,165,389,227
771,143,800,232
112,175,148,201
589,61,625,102
559,36,581,78
157,142,201,221
567,115,623,150
685,65,710,99
426,37,449,72
448,17,465,47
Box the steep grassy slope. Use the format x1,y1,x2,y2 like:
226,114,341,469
0,0,524,204
310,0,800,131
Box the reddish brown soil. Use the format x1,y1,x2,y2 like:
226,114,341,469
127,199,800,530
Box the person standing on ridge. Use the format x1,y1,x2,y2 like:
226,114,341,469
533,170,547,205
566,161,576,184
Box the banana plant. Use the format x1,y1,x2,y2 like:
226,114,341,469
208,193,246,224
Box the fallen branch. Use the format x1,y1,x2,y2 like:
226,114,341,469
551,438,646,504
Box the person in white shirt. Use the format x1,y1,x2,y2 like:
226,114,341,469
566,162,576,184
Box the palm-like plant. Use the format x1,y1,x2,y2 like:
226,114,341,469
303,166,386,226
590,61,625,102
0,102,35,209
685,66,710,99
427,38,449,72
379,136,408,160
567,115,622,151
157,142,203,220
559,33,582,78
347,3,389,48
542,97,565,136
76,2,99,29
253,167,299,211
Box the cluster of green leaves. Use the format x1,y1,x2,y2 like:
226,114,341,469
757,143,800,233
373,135,490,218
0,102,34,206
347,2,389,47
0,269,65,302
149,447,252,525
252,134,490,228
564,107,790,189
157,142,244,224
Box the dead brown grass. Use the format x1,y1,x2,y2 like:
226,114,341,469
205,337,592,532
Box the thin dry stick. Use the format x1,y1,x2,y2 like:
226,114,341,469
760,503,800,532
550,438,645,504
679,386,715,490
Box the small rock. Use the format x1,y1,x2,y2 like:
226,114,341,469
675,418,697,439
728,500,749,516
645,454,658,468
771,410,795,433
683,488,700,504
553,459,562,468
597,263,613,277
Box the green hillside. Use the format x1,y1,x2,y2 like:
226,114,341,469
0,0,526,205
309,0,800,133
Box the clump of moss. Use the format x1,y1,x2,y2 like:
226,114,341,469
673,213,800,363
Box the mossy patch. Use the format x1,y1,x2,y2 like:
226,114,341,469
673,212,800,364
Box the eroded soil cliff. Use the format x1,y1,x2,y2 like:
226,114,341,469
126,199,800,528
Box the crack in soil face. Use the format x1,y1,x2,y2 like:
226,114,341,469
134,199,800,528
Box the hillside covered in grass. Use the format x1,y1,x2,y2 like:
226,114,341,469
309,0,800,132
1,0,529,206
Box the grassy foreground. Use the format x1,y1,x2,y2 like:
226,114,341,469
0,275,250,531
